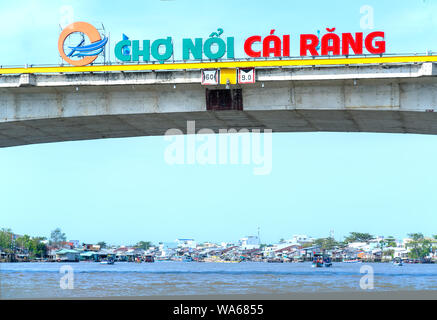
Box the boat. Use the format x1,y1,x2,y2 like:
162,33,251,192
293,256,305,263
312,259,323,268
343,259,361,263
393,258,403,266
100,259,114,265
312,254,324,268
323,256,333,267
144,255,155,263
183,255,194,262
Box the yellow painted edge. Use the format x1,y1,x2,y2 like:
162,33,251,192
1,56,437,75
219,68,237,85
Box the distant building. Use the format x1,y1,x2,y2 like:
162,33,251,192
288,235,314,245
83,244,101,251
347,242,369,251
239,236,260,250
162,242,178,249
60,241,75,249
176,239,196,249
220,242,235,248
69,240,80,248
198,242,217,248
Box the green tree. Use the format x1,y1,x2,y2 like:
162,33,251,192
383,249,395,260
33,237,47,258
314,237,339,251
301,242,314,249
97,241,107,249
16,234,32,252
406,233,432,260
344,232,374,243
385,236,397,247
15,235,48,258
432,236,437,255
135,241,153,250
377,237,397,262
0,228,13,251
50,228,66,247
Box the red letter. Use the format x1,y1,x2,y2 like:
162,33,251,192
244,36,261,57
300,34,319,56
263,30,282,57
321,33,341,56
342,33,363,55
283,35,290,57
365,31,385,54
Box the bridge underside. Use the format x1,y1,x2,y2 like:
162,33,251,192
1,64,437,147
1,109,437,148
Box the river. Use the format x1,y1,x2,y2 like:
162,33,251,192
1,262,436,299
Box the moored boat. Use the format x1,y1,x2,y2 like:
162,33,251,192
323,256,333,267
393,258,403,266
343,259,361,263
183,255,194,262
312,254,324,268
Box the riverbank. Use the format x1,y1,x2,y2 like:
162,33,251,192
1,258,435,264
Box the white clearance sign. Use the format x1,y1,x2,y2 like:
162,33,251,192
238,68,255,84
201,69,219,85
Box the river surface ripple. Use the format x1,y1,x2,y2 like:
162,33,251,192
1,262,436,299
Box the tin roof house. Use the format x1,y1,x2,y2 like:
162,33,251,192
56,249,80,262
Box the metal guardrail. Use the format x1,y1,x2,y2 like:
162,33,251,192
0,52,435,70
0,53,436,75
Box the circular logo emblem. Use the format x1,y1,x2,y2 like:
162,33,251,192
58,22,107,67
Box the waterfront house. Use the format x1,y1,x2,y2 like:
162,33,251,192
80,251,99,262
238,236,260,250
273,244,301,259
96,249,117,261
47,247,58,261
55,249,80,262
114,247,130,261
392,247,409,259
301,245,322,260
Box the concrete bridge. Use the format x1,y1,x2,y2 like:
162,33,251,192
0,58,437,147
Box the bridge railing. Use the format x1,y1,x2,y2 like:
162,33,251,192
0,52,435,70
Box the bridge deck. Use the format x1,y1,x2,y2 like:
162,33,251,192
0,61,436,147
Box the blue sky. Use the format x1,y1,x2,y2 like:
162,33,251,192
1,0,437,245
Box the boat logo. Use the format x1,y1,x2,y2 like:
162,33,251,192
58,22,108,67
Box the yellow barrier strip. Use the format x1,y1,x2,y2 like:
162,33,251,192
1,56,437,75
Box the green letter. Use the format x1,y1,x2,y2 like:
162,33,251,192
183,38,203,60
204,38,226,60
227,37,235,59
132,40,150,62
151,37,173,63
114,40,131,62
